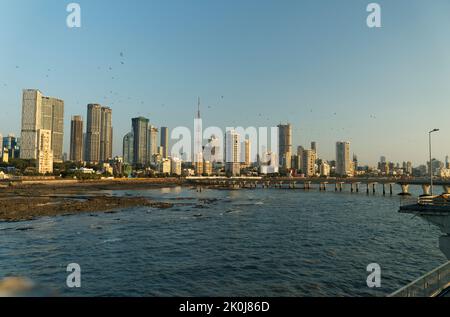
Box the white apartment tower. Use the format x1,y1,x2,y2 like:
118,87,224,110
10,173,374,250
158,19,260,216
21,89,64,162
336,141,352,177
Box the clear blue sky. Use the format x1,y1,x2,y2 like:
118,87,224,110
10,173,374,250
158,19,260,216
1,0,450,165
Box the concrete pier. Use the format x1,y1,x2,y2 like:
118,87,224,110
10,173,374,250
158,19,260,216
399,184,411,196
421,184,431,196
443,186,450,195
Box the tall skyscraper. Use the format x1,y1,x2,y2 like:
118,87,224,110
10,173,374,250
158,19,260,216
37,129,53,174
132,117,149,165
244,139,251,167
20,89,64,162
225,130,241,176
160,127,169,159
70,115,84,162
278,123,292,169
21,89,42,160
123,132,134,164
194,97,203,164
85,104,112,163
336,141,351,177
100,107,113,162
85,104,102,163
147,126,158,163
41,96,64,162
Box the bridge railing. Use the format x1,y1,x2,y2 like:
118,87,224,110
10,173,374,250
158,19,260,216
389,261,450,297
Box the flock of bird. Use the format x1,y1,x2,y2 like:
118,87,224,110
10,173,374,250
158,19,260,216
3,52,379,137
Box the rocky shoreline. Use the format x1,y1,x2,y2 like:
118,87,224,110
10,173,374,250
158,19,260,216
0,179,182,222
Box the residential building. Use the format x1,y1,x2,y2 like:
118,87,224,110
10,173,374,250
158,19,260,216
336,141,352,177
123,132,134,165
278,124,292,169
160,127,169,159
85,104,102,163
20,89,64,162
37,129,53,174
132,117,149,166
225,130,241,177
70,115,83,162
302,149,317,177
100,107,113,162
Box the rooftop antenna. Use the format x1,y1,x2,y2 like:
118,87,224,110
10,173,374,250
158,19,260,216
197,97,201,119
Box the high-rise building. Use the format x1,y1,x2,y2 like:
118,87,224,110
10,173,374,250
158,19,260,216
85,104,102,163
85,104,112,163
148,126,158,163
20,89,64,162
278,124,292,169
37,129,53,174
336,141,352,177
123,132,134,165
160,127,169,159
21,89,42,160
41,96,64,162
100,107,113,162
225,130,241,177
70,116,84,162
244,139,251,167
302,149,317,177
132,117,149,166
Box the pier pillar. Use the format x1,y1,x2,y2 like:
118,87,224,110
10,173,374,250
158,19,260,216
356,183,359,193
383,184,386,196
390,184,393,196
421,184,431,197
366,183,370,195
443,185,450,195
335,183,338,192
339,183,343,192
372,183,376,194
399,184,411,196
351,183,354,193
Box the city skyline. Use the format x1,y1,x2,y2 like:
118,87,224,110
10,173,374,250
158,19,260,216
2,1,450,165
2,87,448,169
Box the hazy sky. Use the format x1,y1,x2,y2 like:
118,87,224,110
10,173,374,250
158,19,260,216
1,0,450,165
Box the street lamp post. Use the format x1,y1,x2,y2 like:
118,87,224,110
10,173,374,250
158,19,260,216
429,129,439,196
